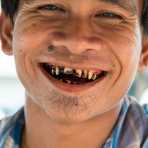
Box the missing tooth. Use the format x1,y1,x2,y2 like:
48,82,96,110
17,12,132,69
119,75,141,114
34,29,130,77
40,63,107,85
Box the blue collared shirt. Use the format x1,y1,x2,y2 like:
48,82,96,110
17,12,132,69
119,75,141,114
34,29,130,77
0,96,148,148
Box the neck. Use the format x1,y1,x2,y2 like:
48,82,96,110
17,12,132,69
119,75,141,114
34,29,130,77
23,98,122,148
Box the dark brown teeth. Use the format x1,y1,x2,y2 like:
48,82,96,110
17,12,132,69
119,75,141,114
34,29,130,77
41,63,107,85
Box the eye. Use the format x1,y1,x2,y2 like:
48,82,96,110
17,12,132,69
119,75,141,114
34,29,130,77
95,12,123,20
38,4,66,13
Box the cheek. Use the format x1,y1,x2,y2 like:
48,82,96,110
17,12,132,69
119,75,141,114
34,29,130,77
101,23,142,95
12,32,38,87
12,18,62,59
105,23,142,68
13,25,45,51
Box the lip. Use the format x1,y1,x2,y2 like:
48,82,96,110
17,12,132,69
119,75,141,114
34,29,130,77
38,56,112,72
39,64,108,94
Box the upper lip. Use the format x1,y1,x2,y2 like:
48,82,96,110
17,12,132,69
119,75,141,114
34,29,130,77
40,61,112,72
38,54,113,72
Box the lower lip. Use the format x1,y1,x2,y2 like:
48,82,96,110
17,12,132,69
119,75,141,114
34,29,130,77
40,66,107,93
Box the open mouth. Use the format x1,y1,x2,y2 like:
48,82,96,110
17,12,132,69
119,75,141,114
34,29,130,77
40,63,108,85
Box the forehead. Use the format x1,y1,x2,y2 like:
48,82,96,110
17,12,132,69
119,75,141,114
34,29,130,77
101,0,138,13
22,0,141,15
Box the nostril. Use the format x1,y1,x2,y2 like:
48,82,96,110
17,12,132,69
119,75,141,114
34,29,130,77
48,45,55,52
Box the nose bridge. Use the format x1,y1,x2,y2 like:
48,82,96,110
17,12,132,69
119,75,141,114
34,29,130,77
70,16,92,40
64,16,97,54
52,16,101,55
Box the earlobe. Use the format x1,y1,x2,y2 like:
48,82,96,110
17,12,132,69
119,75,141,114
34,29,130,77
0,12,13,55
139,36,148,72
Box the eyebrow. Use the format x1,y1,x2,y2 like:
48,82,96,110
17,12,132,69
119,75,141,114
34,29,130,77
100,0,137,14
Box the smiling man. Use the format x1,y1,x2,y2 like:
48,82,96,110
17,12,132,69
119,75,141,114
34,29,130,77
0,0,148,148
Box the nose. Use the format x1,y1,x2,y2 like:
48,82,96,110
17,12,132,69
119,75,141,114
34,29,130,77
51,18,102,55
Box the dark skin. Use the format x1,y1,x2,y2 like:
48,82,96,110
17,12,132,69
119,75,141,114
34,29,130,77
1,0,148,148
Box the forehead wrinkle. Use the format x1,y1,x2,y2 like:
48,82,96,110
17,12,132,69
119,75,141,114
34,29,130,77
21,0,138,15
100,0,137,14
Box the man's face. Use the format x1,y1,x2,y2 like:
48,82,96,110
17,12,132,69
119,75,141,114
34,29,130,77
12,0,142,122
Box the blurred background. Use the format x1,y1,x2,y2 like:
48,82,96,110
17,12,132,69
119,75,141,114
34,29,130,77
0,44,25,119
0,4,148,120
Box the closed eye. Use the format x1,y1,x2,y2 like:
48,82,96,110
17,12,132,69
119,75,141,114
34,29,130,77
38,4,66,13
95,12,123,20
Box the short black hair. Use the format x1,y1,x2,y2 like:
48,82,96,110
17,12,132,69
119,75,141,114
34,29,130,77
142,0,148,34
1,0,148,34
1,0,20,22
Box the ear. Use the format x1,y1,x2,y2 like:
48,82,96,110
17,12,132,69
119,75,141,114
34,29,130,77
139,36,148,72
0,12,13,55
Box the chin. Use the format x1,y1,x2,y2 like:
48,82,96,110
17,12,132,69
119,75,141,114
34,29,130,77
42,103,97,124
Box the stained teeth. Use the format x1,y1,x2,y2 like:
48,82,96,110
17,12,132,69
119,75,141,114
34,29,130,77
66,80,71,84
92,74,97,80
76,69,82,77
84,70,88,78
64,68,73,74
50,64,100,81
88,71,93,80
51,68,55,75
55,67,59,75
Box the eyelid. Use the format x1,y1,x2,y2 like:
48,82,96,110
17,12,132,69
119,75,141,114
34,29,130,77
95,11,123,19
95,12,123,20
37,4,66,13
95,9,127,18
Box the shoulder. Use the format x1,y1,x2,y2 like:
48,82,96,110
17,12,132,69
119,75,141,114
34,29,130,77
0,113,18,135
0,115,16,147
127,96,148,118
112,96,148,148
127,96,148,128
126,96,148,147
0,115,14,134
0,108,24,147
142,104,148,115
141,104,148,147
0,116,11,129
0,108,24,132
